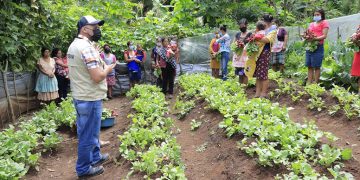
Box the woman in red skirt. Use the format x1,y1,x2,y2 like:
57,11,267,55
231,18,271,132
350,25,360,94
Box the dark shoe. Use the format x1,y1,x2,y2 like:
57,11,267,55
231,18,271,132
92,153,110,167
78,166,104,178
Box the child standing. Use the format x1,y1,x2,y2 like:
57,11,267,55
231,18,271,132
100,44,117,99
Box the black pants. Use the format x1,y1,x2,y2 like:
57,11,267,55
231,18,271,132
161,65,175,94
56,75,69,100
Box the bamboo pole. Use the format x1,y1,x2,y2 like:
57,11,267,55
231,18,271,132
2,60,16,123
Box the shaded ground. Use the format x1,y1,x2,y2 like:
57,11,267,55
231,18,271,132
25,96,142,180
24,82,360,179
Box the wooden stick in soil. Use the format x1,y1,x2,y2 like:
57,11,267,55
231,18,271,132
2,60,16,123
13,72,21,117
26,72,31,113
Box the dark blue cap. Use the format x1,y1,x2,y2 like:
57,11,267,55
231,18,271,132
77,15,105,34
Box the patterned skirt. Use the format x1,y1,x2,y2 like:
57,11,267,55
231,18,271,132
254,49,271,80
106,75,116,86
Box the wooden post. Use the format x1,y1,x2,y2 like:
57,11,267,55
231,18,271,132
337,26,341,40
13,72,20,117
26,72,31,113
2,60,16,123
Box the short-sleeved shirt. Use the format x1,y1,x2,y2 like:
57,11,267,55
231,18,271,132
125,50,141,72
216,33,231,53
67,35,107,101
277,28,287,42
55,57,69,77
309,20,329,44
100,53,116,76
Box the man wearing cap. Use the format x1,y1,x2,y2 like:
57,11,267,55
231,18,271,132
67,15,115,177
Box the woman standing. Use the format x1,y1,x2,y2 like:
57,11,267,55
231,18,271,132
35,47,59,104
124,41,142,88
350,25,360,94
304,9,329,84
100,44,117,99
157,37,179,98
216,25,231,80
271,19,288,74
232,18,252,84
209,32,220,78
52,48,69,102
151,38,163,87
254,14,277,98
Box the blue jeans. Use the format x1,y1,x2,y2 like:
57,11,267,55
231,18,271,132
73,99,103,176
220,51,230,80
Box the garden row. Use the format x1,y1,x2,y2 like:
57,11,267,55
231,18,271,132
0,98,76,179
177,74,353,179
268,70,360,119
118,85,186,179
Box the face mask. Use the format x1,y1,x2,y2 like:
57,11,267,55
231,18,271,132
240,27,247,33
156,42,161,47
313,15,322,22
218,31,223,36
91,28,102,42
104,48,111,53
129,45,136,51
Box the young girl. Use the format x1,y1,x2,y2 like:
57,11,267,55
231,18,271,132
232,18,252,84
100,44,117,99
216,25,231,81
244,21,267,79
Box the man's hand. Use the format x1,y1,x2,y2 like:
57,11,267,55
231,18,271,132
105,63,116,74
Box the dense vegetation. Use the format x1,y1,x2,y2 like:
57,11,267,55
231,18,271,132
0,98,76,179
178,73,354,179
1,0,359,72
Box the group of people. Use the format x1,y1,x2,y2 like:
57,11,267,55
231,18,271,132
33,9,360,178
34,15,181,178
209,9,360,97
150,36,180,98
35,46,117,104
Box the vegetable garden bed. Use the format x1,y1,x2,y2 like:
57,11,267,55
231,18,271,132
9,74,360,179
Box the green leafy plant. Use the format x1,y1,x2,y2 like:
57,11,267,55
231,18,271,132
120,85,185,178
328,105,341,116
174,98,195,119
102,108,112,120
190,120,202,131
179,73,353,179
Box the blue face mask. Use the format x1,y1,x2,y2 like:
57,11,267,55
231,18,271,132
313,15,322,22
218,31,223,36
129,45,136,51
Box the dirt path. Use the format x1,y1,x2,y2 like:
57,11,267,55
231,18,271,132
25,96,142,180
24,84,360,179
168,95,284,180
273,94,360,177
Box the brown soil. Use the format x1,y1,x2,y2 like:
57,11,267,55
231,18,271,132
24,82,360,179
25,96,144,180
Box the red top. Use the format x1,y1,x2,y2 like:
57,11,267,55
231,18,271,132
308,20,329,44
